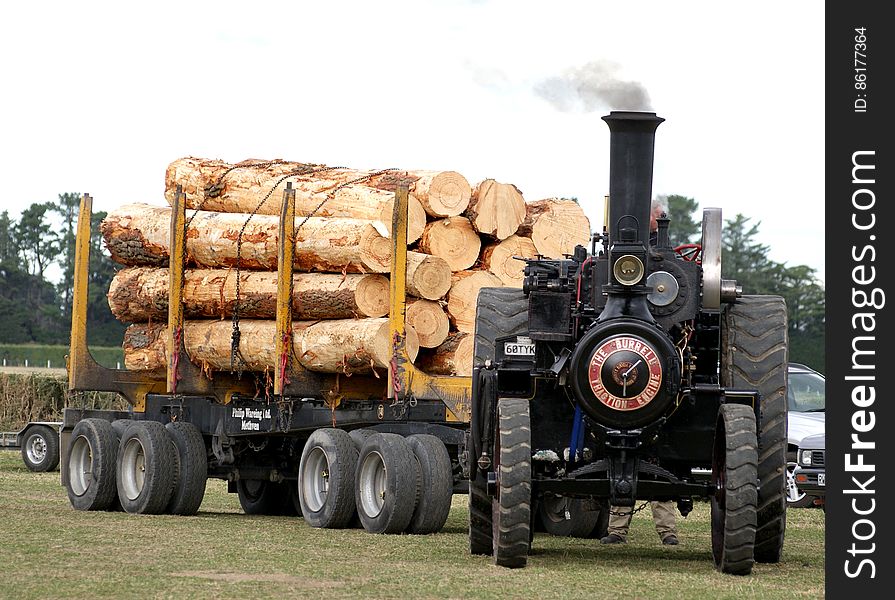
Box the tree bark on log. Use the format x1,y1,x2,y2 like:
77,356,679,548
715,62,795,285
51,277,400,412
123,318,419,374
516,198,591,259
108,267,391,322
418,217,481,272
165,157,459,232
406,299,450,348
102,203,392,273
480,235,538,287
467,179,526,240
415,332,474,376
446,270,503,333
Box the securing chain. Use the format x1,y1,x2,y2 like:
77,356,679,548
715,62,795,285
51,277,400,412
608,501,651,517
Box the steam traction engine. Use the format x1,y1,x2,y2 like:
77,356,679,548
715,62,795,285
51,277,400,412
468,112,789,575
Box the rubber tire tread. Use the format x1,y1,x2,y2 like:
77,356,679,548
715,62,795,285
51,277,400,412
165,422,208,515
722,295,788,563
66,418,118,511
116,421,176,514
355,433,420,534
406,434,453,534
21,425,59,472
469,288,528,555
473,288,529,366
493,398,532,568
712,404,758,576
299,428,358,528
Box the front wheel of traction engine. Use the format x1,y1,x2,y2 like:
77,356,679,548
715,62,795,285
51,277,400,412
722,295,788,563
492,398,532,568
469,287,529,556
298,428,357,528
711,403,758,576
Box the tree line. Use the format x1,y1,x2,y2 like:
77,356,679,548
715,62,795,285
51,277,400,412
0,193,122,346
661,194,825,372
1,192,825,372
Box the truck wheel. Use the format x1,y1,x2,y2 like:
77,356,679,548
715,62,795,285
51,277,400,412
492,398,532,568
722,295,788,563
355,433,420,534
165,422,207,515
116,421,176,514
299,428,357,528
538,494,599,538
66,418,119,511
469,288,528,555
406,434,453,534
237,480,290,515
711,403,758,576
21,425,59,472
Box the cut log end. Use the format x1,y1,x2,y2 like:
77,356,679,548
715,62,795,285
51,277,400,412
468,179,526,240
447,271,504,333
406,299,450,348
481,235,538,287
418,217,481,272
412,171,472,217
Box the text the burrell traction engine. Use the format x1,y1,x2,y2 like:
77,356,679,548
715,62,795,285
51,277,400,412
469,111,789,575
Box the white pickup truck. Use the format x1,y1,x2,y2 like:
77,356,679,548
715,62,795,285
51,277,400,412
0,421,62,472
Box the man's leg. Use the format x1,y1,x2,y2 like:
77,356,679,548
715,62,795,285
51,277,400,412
651,501,678,544
602,506,632,543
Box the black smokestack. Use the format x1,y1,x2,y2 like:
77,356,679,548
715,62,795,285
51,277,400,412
602,111,664,247
535,61,652,112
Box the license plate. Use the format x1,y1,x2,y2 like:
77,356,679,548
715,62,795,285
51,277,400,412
504,341,535,356
817,473,825,486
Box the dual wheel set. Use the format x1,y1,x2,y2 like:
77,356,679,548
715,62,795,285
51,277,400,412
66,418,207,515
65,418,455,537
296,429,454,535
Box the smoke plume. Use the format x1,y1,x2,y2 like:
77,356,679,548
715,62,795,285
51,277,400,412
534,60,652,112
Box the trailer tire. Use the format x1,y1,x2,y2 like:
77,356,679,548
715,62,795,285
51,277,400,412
722,295,788,563
355,433,420,534
538,494,600,538
107,420,134,513
21,425,59,472
711,403,758,576
237,480,290,515
116,421,176,514
66,418,119,511
299,428,357,528
165,422,207,515
492,398,532,568
406,434,453,534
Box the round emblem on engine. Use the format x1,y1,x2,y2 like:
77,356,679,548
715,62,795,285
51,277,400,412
587,335,663,411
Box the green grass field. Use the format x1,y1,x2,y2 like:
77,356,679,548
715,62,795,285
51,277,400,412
0,452,825,599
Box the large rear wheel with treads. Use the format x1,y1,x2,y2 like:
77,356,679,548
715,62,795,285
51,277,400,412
355,433,420,534
722,295,789,563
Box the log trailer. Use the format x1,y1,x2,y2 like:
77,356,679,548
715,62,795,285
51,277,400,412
63,183,470,533
468,111,789,574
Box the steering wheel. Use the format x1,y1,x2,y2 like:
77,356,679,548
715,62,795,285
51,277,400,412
674,243,702,263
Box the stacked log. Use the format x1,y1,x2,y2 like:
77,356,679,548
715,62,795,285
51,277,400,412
107,157,591,381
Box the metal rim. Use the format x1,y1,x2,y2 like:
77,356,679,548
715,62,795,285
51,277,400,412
120,436,147,501
358,450,387,518
701,207,722,310
301,446,330,513
26,433,48,464
68,435,92,497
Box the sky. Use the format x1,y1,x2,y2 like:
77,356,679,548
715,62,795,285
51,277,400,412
0,0,824,282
